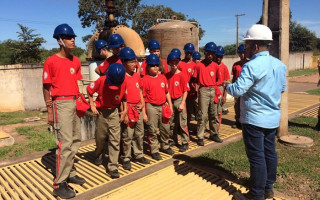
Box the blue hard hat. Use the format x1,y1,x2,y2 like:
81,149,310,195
183,43,195,53
119,47,137,60
108,34,124,48
167,52,181,62
106,63,126,86
146,54,160,65
215,46,225,56
170,48,182,56
192,51,201,60
204,42,217,52
95,39,108,51
148,40,161,50
53,24,76,39
237,44,245,53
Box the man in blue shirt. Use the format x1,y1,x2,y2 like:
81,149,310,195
225,24,287,200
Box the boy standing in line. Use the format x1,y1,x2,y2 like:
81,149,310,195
43,24,85,199
119,47,151,170
166,52,190,152
87,63,127,179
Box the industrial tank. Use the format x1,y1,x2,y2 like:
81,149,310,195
148,18,199,60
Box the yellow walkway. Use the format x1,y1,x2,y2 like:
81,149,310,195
0,93,318,199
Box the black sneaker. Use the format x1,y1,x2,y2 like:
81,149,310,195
151,152,162,160
162,147,174,155
210,134,223,143
109,169,120,179
179,144,189,152
264,191,274,199
94,154,103,165
222,109,229,115
122,161,131,170
135,157,150,164
168,139,175,147
197,139,204,146
53,182,75,199
233,191,260,200
232,122,242,129
67,175,86,185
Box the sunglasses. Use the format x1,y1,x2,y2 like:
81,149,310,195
60,35,75,40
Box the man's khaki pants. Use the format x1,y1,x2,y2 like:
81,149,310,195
53,99,81,188
197,87,219,139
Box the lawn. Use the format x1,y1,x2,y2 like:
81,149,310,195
0,124,56,160
193,116,320,200
288,68,318,77
0,110,44,125
306,88,320,95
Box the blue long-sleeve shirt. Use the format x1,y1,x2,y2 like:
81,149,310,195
226,51,287,128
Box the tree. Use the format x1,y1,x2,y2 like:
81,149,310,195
0,40,17,65
289,21,318,52
224,44,238,55
188,18,205,41
13,24,46,63
78,0,141,29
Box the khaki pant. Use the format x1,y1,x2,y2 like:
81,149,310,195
170,97,189,145
146,103,170,154
53,99,81,187
197,87,219,139
95,108,120,171
121,111,145,162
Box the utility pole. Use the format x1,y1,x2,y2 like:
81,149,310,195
235,13,245,54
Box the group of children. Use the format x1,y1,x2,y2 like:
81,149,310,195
43,24,248,199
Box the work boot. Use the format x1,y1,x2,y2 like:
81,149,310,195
168,139,175,147
222,109,229,115
109,169,120,179
94,154,104,165
233,191,260,200
67,175,86,185
122,161,131,170
151,152,162,160
264,190,274,199
179,144,189,152
162,147,174,155
210,134,223,143
232,122,242,129
197,139,204,146
135,157,150,164
53,182,75,199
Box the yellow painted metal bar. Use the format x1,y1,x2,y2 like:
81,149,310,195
0,181,16,200
1,168,30,200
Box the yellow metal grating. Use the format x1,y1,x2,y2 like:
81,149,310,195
299,106,318,118
92,162,285,200
288,93,319,115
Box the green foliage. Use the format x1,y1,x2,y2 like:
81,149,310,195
82,34,93,44
306,88,320,95
290,21,318,52
0,111,43,125
288,68,318,77
224,44,237,55
187,18,205,41
78,0,141,29
0,40,17,65
13,24,46,63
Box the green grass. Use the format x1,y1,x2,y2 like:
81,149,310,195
0,125,56,160
194,116,320,199
0,111,44,125
288,68,318,77
306,88,320,95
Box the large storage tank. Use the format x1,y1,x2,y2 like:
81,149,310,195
148,19,199,60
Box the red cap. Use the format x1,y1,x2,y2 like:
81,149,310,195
162,103,172,124
76,94,90,117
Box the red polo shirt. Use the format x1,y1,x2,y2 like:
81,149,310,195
232,60,248,83
165,71,189,99
87,76,125,109
43,54,82,98
179,60,196,82
217,62,230,86
192,60,220,87
98,55,140,75
141,74,168,105
140,59,169,76
123,72,141,104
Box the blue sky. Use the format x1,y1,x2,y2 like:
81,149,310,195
1,0,319,50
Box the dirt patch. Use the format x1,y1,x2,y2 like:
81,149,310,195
0,120,47,144
289,74,319,84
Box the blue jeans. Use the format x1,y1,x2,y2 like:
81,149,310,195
242,124,278,200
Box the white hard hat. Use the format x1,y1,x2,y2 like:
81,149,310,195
243,24,273,41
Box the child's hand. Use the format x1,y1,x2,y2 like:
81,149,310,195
91,105,100,115
178,102,185,112
123,115,129,124
143,113,148,123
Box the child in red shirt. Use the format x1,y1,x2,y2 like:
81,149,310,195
87,63,127,179
141,54,173,160
166,52,190,152
118,47,150,170
140,40,169,77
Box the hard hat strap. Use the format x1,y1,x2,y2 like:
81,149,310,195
59,38,66,47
